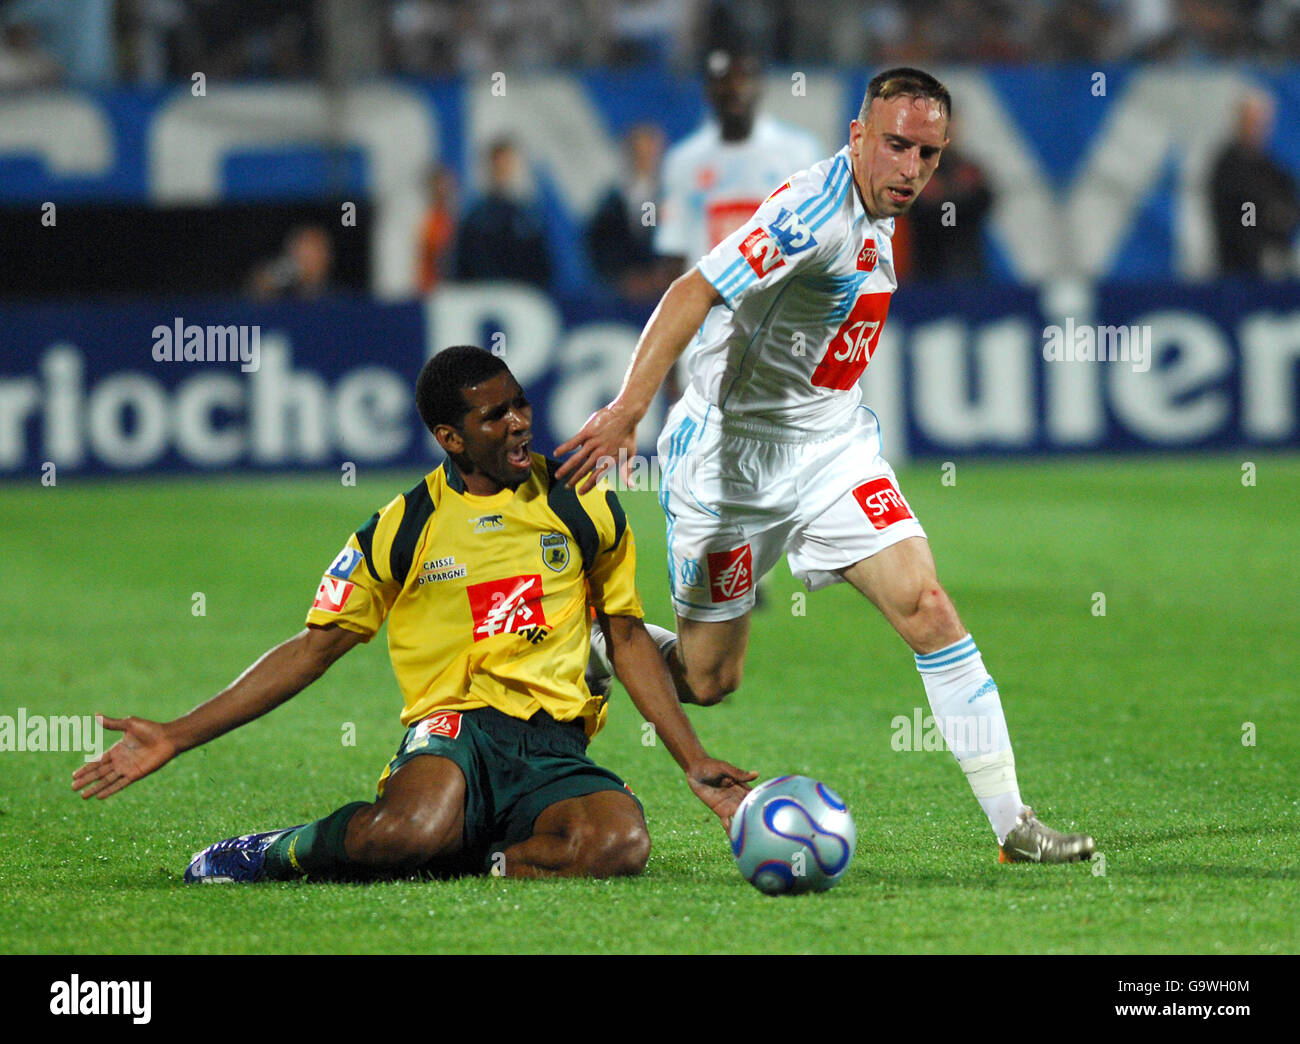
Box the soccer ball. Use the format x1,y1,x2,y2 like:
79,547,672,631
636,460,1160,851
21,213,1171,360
729,775,856,895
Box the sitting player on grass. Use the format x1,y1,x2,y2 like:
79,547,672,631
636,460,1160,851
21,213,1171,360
72,345,755,882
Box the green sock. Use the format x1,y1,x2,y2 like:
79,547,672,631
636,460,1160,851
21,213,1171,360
264,801,369,881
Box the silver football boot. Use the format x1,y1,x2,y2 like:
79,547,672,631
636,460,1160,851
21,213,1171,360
999,806,1095,863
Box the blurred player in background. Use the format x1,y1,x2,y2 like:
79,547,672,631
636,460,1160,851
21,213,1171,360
74,346,754,881
655,44,823,399
560,68,1095,864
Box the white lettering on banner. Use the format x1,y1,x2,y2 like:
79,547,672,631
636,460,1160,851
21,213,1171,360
1109,312,1231,443
1239,313,1300,440
1040,281,1106,446
3,289,1300,474
911,316,1037,447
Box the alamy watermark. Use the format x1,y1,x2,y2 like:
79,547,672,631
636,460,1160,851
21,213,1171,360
152,317,260,372
890,707,1009,753
0,708,104,761
50,975,151,1023
1042,318,1151,373
591,449,663,491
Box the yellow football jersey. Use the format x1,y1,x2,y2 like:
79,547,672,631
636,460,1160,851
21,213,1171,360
305,454,643,737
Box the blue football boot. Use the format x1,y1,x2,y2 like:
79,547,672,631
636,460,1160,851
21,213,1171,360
183,826,301,883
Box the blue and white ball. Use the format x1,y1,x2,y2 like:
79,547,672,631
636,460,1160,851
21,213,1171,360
729,775,856,895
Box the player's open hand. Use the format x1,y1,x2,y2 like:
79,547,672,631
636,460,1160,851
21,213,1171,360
685,757,759,830
72,715,177,800
553,400,639,494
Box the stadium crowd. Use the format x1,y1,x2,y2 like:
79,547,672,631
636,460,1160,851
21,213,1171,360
5,0,1300,86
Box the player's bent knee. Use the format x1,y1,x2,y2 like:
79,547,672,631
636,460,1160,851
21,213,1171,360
562,808,650,877
909,584,964,650
588,821,651,878
686,663,743,706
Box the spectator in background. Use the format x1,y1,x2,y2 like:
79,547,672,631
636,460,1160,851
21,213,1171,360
906,141,993,279
1211,89,1300,279
0,17,63,88
455,139,553,288
416,165,459,293
586,124,676,304
248,225,334,300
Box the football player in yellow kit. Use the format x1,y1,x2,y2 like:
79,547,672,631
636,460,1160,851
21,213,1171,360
73,346,755,881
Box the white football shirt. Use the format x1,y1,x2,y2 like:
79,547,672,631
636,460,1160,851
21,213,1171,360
690,146,899,433
655,114,824,266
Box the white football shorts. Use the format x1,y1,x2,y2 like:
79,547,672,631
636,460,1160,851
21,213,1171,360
657,386,926,621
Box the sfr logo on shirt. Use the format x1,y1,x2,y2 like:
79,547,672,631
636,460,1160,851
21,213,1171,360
857,238,878,272
739,227,785,278
707,545,754,602
851,478,913,529
467,575,549,642
811,292,891,390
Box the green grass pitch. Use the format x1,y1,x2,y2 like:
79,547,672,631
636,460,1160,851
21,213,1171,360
1,454,1297,954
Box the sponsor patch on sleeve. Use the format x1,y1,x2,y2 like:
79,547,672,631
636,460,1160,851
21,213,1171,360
312,577,355,613
768,207,817,256
327,547,363,580
739,227,786,278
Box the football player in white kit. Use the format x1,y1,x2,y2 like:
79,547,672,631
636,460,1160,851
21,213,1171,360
560,68,1095,865
655,47,824,278
656,46,822,404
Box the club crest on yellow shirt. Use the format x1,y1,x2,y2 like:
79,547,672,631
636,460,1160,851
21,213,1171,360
541,532,569,572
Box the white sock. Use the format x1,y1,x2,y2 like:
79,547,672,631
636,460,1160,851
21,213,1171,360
588,620,678,672
915,635,1024,842
642,622,679,659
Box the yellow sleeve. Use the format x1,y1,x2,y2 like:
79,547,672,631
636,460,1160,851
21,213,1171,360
305,496,404,640
580,484,644,620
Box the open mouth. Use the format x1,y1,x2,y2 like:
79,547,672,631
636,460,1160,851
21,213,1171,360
506,440,531,468
886,186,914,204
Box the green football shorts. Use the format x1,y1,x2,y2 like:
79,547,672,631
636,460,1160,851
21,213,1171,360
376,705,642,874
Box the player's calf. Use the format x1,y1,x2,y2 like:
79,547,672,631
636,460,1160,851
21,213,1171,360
675,615,749,706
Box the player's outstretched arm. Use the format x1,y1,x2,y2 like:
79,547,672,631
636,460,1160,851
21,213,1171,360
71,623,364,800
555,268,722,493
599,613,757,828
